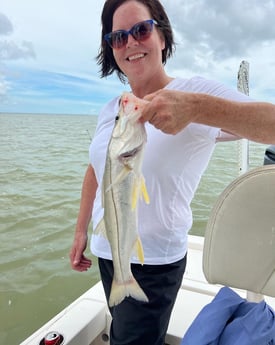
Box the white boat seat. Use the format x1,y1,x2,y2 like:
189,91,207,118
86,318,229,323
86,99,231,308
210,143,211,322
203,165,275,298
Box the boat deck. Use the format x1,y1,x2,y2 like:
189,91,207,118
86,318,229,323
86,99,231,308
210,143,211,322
21,235,275,345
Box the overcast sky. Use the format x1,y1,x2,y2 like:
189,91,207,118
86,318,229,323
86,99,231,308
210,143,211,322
1,0,274,115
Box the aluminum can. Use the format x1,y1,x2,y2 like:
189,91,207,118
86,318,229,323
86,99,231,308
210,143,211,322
44,332,62,345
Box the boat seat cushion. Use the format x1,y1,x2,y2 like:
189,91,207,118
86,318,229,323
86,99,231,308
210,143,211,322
203,166,275,297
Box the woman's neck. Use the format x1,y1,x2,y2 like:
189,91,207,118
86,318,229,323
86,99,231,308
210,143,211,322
129,73,174,98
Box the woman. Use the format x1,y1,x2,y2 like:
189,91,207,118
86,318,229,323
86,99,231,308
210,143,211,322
70,1,275,344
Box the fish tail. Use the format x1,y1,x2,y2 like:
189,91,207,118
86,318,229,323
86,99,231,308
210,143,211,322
109,278,149,307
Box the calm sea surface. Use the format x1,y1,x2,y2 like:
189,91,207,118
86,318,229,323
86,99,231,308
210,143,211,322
0,113,267,344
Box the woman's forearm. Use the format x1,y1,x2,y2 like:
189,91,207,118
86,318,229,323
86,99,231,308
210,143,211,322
196,94,275,144
75,164,98,234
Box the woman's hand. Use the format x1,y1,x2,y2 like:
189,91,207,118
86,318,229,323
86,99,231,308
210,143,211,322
70,232,92,272
140,89,199,134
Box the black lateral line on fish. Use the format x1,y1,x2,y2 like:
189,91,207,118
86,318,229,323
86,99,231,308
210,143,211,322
110,166,127,285
109,157,123,278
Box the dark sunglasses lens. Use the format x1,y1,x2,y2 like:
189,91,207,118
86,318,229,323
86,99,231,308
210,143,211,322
105,20,154,49
109,31,128,49
132,21,152,41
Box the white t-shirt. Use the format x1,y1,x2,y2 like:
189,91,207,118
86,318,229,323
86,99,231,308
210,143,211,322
89,77,251,265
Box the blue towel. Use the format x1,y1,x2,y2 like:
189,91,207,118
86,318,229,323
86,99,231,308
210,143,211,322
181,286,275,345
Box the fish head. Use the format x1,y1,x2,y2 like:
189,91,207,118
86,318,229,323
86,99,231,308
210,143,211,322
112,92,147,139
111,92,148,168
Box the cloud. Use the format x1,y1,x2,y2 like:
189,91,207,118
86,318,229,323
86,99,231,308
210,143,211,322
0,71,10,102
0,12,36,61
0,12,13,35
0,0,274,113
1,63,124,114
163,0,275,72
0,40,35,60
0,11,36,104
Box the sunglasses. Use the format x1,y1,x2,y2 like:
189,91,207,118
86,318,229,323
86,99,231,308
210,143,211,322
104,19,158,49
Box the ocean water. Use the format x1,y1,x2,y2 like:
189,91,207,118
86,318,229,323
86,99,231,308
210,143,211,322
0,113,267,344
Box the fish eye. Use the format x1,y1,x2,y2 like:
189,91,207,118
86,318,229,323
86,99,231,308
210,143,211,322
115,115,120,121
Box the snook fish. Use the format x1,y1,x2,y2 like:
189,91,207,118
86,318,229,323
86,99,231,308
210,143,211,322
95,92,150,307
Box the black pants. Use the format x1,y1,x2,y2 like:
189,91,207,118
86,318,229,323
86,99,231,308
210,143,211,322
98,255,187,345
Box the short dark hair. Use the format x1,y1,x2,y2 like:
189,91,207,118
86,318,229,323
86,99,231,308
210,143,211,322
96,0,175,83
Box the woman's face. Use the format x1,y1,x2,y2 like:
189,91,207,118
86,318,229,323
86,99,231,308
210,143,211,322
111,1,165,85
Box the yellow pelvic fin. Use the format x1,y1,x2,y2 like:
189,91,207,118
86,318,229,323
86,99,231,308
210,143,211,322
135,237,145,265
131,176,150,210
141,177,150,204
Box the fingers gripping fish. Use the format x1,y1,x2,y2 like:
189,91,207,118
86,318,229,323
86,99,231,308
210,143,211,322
95,92,150,307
